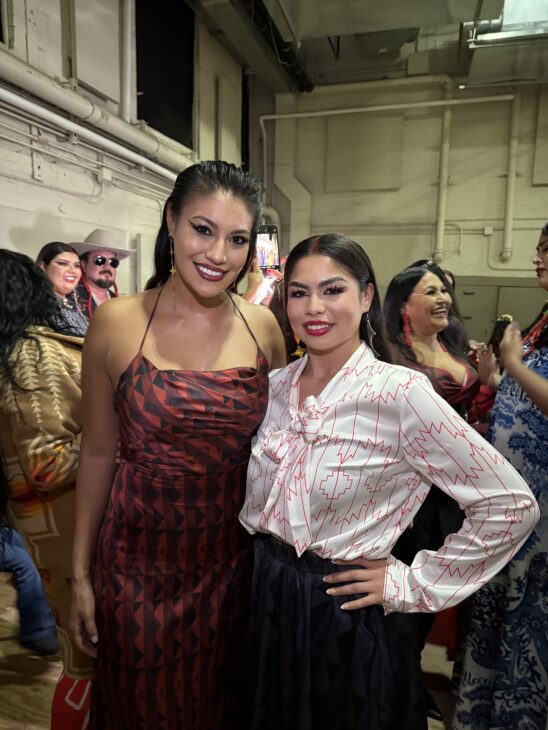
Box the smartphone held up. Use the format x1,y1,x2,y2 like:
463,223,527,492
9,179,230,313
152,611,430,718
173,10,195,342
256,225,280,270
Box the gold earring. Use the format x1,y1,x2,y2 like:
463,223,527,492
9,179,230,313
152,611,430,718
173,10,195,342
169,234,176,310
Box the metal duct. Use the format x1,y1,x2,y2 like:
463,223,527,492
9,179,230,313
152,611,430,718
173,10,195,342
263,0,504,41
465,0,548,84
191,0,295,92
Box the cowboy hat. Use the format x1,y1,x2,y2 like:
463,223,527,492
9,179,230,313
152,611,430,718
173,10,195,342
69,228,134,259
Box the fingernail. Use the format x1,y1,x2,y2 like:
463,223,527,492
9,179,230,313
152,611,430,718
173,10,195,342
90,636,98,644
323,576,331,583
340,603,348,610
325,588,334,595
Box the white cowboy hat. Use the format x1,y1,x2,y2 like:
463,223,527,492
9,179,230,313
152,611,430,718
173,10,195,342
69,228,134,259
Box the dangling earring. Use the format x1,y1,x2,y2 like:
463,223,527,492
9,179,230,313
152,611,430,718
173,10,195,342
169,234,176,310
401,310,413,347
365,313,380,357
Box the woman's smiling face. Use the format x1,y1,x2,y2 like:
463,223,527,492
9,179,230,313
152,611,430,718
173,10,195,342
404,272,452,337
168,189,253,299
286,254,372,356
40,252,82,297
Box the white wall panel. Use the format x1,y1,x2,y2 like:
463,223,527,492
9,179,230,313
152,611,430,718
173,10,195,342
294,117,326,192
73,0,120,101
10,0,29,58
533,86,548,185
195,22,242,164
325,113,403,192
217,74,241,164
25,0,64,77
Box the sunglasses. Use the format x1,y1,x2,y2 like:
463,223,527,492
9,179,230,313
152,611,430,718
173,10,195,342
92,255,120,268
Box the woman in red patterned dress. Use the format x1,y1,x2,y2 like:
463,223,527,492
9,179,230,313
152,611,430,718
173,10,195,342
70,161,286,729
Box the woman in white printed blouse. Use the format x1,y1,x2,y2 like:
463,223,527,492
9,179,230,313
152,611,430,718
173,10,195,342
240,233,539,730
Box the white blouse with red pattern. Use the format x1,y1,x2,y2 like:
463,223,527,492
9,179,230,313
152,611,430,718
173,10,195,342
240,343,539,614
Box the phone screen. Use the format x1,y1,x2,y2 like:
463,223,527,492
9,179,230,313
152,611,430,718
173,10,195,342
256,226,280,270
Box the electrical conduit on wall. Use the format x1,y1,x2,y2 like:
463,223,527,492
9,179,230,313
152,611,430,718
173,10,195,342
433,86,452,262
500,91,520,262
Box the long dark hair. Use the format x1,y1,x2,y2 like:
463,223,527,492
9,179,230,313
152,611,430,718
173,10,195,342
282,234,392,363
521,223,548,348
0,250,59,383
523,302,548,350
36,241,80,266
384,266,463,364
146,161,263,292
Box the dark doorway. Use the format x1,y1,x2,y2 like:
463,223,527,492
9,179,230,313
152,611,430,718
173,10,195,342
135,1,194,149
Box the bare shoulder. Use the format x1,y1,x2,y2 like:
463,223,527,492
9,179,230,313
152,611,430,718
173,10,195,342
234,296,287,368
86,291,159,345
84,291,160,382
235,295,279,333
89,291,151,327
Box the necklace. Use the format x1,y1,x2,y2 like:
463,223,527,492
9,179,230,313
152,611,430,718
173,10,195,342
522,309,548,357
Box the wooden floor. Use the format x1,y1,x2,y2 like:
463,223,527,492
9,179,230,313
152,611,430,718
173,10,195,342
0,579,456,729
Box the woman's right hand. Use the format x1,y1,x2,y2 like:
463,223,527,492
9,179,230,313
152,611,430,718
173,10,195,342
70,576,99,657
242,256,265,302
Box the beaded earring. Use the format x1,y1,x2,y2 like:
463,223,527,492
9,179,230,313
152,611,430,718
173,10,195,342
401,310,413,347
522,309,548,357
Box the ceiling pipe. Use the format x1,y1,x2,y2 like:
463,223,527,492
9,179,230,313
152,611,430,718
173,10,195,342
500,91,520,262
432,87,452,262
120,0,132,123
0,45,193,172
308,74,453,96
0,86,177,182
259,93,514,190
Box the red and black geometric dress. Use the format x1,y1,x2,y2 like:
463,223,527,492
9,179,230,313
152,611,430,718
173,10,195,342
90,296,269,729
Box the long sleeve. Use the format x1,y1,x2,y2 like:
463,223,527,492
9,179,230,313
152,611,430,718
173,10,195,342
383,378,540,614
0,337,82,492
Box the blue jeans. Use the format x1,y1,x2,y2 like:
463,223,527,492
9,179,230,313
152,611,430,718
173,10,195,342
0,528,57,642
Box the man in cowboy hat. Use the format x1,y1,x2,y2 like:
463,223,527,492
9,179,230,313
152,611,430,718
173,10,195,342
70,228,133,318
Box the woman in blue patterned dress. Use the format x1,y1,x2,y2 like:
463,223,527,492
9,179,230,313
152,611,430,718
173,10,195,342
454,228,548,730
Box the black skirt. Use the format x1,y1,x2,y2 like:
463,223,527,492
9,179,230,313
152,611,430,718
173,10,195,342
248,535,427,730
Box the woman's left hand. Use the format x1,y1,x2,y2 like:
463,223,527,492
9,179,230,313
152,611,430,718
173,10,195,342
323,557,388,610
499,321,523,372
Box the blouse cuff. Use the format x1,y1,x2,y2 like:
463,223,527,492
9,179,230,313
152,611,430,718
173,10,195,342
382,553,410,615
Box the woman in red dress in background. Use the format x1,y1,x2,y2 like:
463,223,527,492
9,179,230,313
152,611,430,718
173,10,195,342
70,161,285,729
383,262,480,722
384,264,479,544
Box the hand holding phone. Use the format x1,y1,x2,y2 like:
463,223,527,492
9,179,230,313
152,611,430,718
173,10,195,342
256,225,280,270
